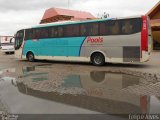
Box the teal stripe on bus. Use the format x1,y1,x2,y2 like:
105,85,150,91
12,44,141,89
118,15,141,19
23,37,86,57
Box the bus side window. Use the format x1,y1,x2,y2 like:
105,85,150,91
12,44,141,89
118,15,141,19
72,25,80,37
24,30,27,40
31,29,41,39
65,25,79,37
80,24,87,36
58,27,64,37
110,21,120,35
100,22,108,35
121,20,133,34
132,18,142,33
40,28,49,38
27,29,33,40
65,25,72,37
86,24,92,36
50,27,58,38
121,18,142,34
90,23,99,36
35,29,41,39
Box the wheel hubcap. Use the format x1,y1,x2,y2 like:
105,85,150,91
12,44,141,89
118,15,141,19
94,56,102,64
29,55,33,61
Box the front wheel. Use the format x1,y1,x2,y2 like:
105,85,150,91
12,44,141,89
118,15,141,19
91,53,105,66
27,52,35,62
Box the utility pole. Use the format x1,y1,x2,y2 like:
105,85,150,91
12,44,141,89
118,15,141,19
68,0,70,9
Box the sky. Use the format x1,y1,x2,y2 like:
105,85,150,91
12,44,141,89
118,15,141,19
0,0,159,36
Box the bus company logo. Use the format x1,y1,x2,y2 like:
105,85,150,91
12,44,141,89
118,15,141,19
87,37,103,44
143,20,147,30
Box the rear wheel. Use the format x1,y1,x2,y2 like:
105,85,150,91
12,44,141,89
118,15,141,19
27,52,35,62
91,53,105,66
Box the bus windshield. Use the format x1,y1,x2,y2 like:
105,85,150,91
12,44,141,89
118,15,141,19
15,30,24,50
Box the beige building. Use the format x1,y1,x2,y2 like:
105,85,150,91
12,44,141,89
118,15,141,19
147,1,160,50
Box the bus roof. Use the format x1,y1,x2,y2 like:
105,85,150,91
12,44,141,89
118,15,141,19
32,18,114,29
24,15,142,30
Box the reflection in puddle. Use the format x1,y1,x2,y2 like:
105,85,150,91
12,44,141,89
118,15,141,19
0,66,160,115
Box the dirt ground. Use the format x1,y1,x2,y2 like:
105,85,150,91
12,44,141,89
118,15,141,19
0,51,159,74
0,51,160,116
1,51,160,96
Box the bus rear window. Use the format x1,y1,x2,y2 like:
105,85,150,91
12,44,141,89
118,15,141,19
121,18,142,34
99,18,142,36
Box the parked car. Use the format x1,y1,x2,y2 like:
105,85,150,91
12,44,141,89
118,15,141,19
1,38,15,54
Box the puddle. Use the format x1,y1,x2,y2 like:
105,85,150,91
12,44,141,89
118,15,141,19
0,66,160,116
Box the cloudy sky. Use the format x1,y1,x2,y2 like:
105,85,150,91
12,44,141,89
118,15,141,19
0,0,159,36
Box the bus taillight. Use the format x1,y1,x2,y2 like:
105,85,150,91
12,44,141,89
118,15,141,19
141,16,148,52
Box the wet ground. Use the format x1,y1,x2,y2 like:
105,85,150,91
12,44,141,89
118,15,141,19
0,51,160,119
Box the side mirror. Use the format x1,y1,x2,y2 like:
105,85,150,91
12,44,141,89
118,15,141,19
10,38,15,43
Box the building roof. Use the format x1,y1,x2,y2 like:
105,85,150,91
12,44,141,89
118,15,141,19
40,8,96,24
147,1,160,19
146,1,160,31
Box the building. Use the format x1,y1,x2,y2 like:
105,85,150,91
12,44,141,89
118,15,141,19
0,36,13,46
40,7,96,24
147,1,160,50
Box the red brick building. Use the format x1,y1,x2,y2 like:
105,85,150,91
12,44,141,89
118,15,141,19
40,8,96,24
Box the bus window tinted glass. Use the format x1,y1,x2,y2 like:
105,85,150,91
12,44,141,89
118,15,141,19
58,27,63,37
121,20,133,34
50,27,58,38
65,25,79,37
80,24,87,36
121,18,142,34
40,28,48,38
25,29,32,40
100,22,107,35
89,23,99,36
15,30,24,50
80,23,99,36
110,21,120,35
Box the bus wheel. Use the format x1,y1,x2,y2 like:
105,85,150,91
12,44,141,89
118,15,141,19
91,53,105,66
27,52,35,62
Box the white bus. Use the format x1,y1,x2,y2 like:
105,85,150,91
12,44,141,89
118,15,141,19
14,15,151,66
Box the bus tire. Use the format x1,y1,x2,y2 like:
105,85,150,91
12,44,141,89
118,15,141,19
27,52,35,62
91,53,105,66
